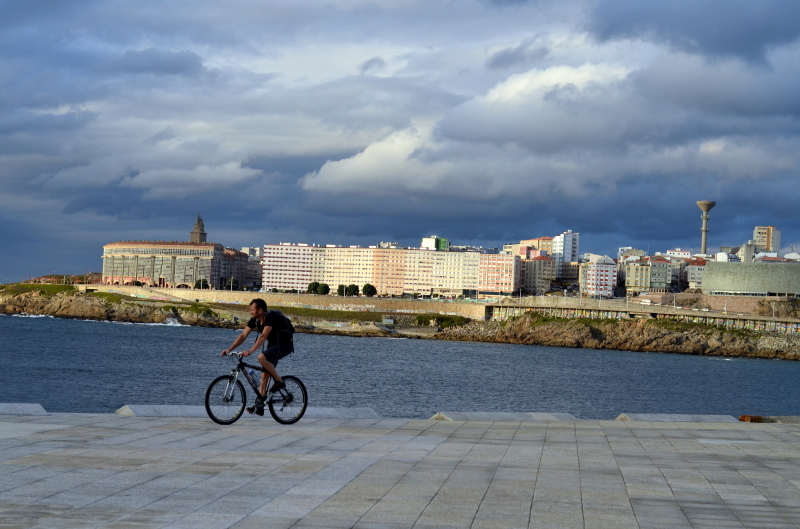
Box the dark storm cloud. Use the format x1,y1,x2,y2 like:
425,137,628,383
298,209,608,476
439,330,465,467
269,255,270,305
588,0,800,61
244,152,360,179
359,57,386,74
102,48,208,78
487,38,548,70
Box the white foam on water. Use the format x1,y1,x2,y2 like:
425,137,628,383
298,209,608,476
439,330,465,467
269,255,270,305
11,314,54,318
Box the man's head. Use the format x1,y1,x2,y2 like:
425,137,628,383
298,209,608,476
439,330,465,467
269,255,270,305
250,298,268,318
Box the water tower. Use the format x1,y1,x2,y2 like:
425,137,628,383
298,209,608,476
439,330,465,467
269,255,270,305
696,200,716,255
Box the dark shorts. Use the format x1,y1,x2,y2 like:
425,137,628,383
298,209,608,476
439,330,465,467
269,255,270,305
259,342,293,367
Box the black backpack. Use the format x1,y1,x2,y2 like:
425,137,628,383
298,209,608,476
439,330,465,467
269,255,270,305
267,310,294,344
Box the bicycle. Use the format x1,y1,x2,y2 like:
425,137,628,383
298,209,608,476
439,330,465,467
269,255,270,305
204,351,307,425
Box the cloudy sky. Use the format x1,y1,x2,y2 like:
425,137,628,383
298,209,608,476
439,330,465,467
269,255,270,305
2,0,799,283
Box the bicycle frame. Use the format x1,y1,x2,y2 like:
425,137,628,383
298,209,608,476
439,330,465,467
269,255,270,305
230,357,271,397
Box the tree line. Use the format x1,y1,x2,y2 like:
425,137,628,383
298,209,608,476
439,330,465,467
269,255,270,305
307,282,377,297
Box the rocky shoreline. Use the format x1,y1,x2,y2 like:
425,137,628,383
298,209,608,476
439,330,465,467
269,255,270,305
3,288,800,359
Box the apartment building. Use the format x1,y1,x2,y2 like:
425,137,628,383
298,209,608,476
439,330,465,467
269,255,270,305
245,257,263,289
552,231,580,278
624,257,651,294
261,243,316,291
560,262,581,284
521,237,553,255
220,248,249,289
685,258,708,289
522,257,556,295
479,254,522,295
647,256,671,292
579,259,616,298
753,226,781,254
261,244,522,296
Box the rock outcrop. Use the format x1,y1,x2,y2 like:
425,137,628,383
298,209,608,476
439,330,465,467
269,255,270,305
0,289,236,328
437,312,800,360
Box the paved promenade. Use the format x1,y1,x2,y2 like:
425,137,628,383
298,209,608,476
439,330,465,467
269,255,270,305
2,411,800,528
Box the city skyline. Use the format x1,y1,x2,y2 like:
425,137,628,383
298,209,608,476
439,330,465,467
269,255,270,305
2,1,800,284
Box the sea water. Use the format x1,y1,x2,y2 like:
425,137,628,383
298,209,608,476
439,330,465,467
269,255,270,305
1,314,799,419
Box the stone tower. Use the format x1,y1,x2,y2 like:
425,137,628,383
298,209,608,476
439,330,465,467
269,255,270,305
190,214,207,243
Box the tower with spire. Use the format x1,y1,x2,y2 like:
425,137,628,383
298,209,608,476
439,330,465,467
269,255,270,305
190,214,207,243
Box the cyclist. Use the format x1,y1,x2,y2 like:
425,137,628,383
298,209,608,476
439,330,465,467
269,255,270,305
221,298,293,415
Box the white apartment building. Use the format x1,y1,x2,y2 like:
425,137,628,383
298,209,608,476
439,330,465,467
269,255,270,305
552,230,580,278
579,259,616,298
261,244,522,296
431,251,480,296
665,248,691,259
261,243,316,291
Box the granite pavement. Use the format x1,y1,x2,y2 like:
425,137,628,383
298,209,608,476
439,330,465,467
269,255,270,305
1,411,800,528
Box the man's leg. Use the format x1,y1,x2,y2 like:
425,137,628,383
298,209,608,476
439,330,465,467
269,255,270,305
259,371,269,397
257,353,283,386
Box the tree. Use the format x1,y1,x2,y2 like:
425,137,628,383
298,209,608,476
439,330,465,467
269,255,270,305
307,281,319,294
194,279,209,289
316,283,330,295
362,283,377,297
346,284,359,296
337,284,346,296
226,278,239,290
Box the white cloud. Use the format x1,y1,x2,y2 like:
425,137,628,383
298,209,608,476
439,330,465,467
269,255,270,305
123,162,261,199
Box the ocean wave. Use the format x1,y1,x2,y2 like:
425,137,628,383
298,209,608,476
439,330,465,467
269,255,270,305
11,314,54,318
71,317,189,327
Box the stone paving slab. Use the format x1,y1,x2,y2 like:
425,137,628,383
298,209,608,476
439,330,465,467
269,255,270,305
431,411,578,421
616,413,740,423
1,412,800,528
0,403,48,416
116,405,382,419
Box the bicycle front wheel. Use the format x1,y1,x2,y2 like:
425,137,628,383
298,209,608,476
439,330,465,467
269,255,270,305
205,375,246,425
268,375,307,424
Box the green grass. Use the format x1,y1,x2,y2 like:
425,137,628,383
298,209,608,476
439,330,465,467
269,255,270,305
647,318,758,337
86,292,125,304
0,283,75,297
164,303,217,317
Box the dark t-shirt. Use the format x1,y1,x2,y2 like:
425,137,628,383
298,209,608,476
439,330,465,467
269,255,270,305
246,310,292,348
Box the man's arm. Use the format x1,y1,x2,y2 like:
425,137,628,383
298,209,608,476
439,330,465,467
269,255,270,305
244,326,272,357
221,327,253,356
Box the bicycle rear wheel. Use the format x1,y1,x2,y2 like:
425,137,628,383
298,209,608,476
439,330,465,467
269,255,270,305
205,375,246,425
268,375,307,424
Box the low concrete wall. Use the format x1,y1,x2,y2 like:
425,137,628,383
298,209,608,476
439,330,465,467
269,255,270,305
79,285,490,319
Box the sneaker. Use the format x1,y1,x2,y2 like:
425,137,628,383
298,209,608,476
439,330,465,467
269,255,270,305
246,405,264,416
270,380,286,393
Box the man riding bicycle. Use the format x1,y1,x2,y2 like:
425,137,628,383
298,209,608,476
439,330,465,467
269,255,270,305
221,298,293,415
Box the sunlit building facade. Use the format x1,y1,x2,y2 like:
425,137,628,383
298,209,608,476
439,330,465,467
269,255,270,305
260,243,523,296
102,241,225,288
